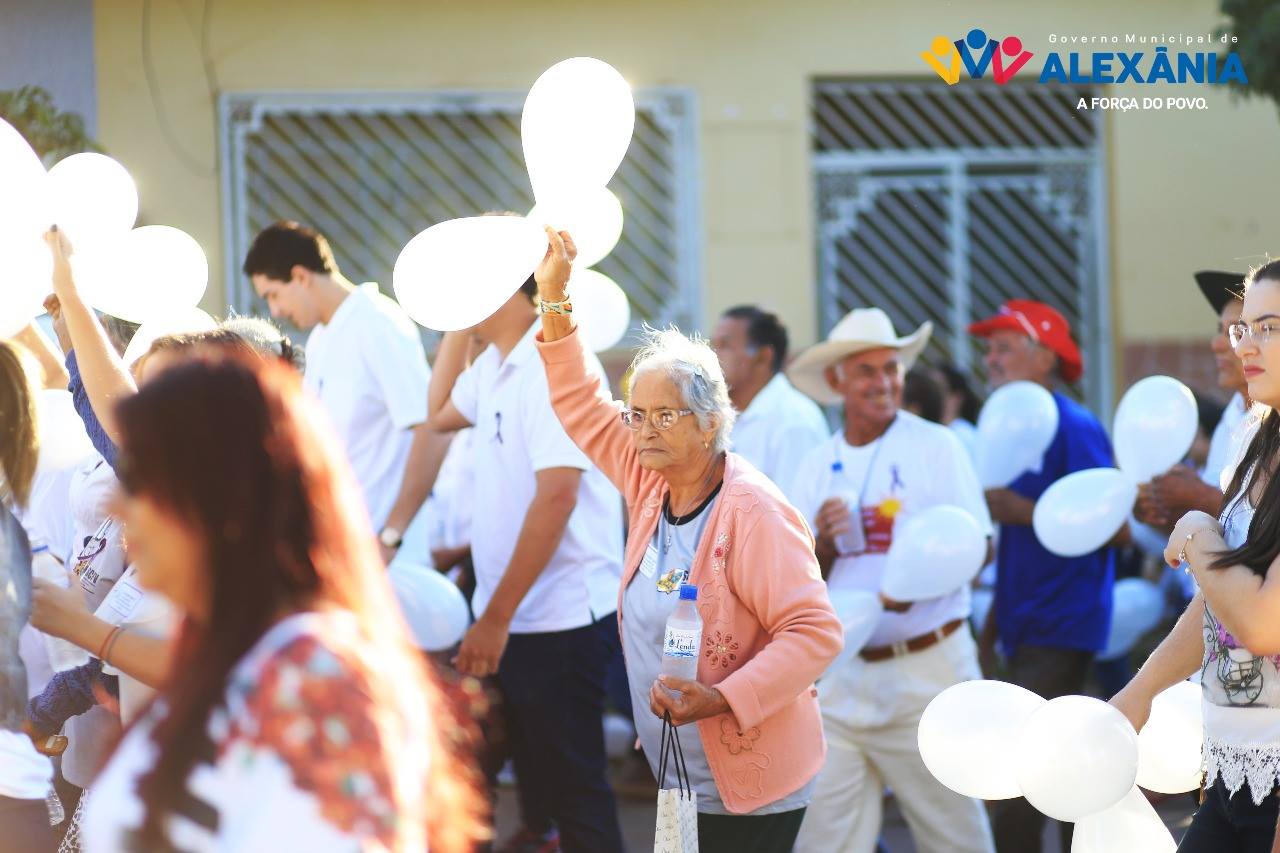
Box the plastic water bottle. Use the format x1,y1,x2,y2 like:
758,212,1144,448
30,542,91,672
661,584,702,694
831,459,866,556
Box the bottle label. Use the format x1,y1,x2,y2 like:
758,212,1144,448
663,626,700,659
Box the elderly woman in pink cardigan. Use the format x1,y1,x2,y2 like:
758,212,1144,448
532,229,843,853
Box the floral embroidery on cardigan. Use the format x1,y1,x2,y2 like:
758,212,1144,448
710,532,730,575
729,754,773,800
719,716,760,754
698,580,732,627
704,631,740,668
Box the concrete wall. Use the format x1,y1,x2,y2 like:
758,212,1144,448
91,0,1280,390
1,0,97,132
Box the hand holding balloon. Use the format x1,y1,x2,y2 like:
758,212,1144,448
534,226,577,300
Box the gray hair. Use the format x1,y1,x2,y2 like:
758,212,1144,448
628,326,736,454
220,316,306,372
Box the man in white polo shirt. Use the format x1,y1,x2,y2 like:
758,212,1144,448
245,222,448,561
785,308,996,853
711,305,828,496
429,273,625,853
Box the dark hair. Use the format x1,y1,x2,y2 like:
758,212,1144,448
242,221,339,282
722,305,789,372
120,352,484,851
1213,259,1280,576
935,364,984,423
100,315,139,357
903,367,945,424
519,272,537,298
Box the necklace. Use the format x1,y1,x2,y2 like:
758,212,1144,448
661,458,725,555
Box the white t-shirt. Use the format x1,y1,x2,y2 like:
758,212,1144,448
95,565,175,724
430,427,476,551
730,373,830,499
1203,392,1254,490
304,285,430,530
789,412,994,646
451,322,623,633
0,730,51,801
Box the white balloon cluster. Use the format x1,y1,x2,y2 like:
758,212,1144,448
920,679,1200,851
0,119,210,333
395,58,634,351
1031,375,1197,558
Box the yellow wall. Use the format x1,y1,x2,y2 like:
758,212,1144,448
94,0,1280,354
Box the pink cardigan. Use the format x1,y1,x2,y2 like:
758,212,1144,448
537,328,843,814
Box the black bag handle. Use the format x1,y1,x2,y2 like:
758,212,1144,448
658,710,692,799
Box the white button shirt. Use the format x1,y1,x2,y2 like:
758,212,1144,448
304,285,430,529
730,373,830,499
451,322,623,634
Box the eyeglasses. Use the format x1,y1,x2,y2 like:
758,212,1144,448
1228,318,1280,348
620,408,694,431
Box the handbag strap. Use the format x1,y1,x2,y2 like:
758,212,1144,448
658,711,693,799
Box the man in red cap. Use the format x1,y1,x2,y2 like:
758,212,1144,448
968,299,1126,853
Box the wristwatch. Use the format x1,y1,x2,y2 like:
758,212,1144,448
378,526,404,550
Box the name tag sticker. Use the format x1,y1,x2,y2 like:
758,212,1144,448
639,544,659,578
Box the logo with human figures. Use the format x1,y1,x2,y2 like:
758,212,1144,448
921,28,1035,85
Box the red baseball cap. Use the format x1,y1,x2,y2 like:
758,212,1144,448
968,299,1084,383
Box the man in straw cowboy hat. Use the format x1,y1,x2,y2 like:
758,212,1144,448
786,308,996,853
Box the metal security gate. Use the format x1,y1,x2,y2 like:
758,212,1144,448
813,80,1110,411
219,89,702,342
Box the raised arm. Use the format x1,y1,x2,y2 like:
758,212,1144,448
532,228,650,504
44,228,137,447
11,323,69,389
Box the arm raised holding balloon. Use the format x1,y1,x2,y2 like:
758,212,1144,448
43,227,138,448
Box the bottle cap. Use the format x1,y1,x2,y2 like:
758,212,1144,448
678,583,698,601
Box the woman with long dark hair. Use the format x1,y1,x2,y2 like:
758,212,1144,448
81,350,484,852
1112,259,1280,851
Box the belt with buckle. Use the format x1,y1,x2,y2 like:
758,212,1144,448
858,618,966,663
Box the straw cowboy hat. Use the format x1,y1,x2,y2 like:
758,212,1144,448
787,308,933,405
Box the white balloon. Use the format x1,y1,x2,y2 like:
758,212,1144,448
567,268,631,352
975,381,1059,488
522,57,635,202
1032,468,1137,558
1113,376,1198,484
1070,786,1175,853
919,680,1046,800
74,225,208,324
0,236,51,338
1016,695,1139,822
47,153,138,248
394,216,548,332
881,505,986,602
1100,578,1164,661
387,561,470,652
823,588,883,677
0,118,50,239
35,389,95,476
529,186,624,269
123,307,218,366
1136,680,1202,795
